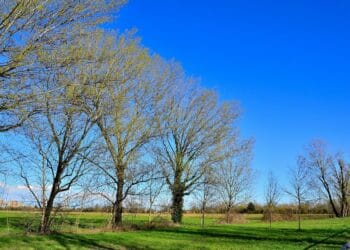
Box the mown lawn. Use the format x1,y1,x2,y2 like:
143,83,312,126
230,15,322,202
0,211,349,249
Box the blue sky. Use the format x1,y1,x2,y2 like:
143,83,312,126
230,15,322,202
110,0,350,202
2,0,349,205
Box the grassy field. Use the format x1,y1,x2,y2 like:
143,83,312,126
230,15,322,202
0,211,349,249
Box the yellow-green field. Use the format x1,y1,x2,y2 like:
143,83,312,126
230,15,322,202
0,211,349,249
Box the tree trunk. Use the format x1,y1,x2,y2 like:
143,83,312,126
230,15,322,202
226,205,232,224
201,202,205,228
341,191,348,217
323,179,340,217
326,191,340,217
148,205,152,224
112,177,124,229
39,191,56,234
40,206,53,234
148,185,153,224
39,173,61,234
171,188,184,223
297,199,301,231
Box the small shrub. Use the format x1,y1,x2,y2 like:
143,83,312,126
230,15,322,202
262,211,297,222
216,213,247,224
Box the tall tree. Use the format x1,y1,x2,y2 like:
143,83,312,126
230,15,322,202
154,81,241,223
299,140,350,217
0,0,125,132
9,36,107,233
72,33,171,228
16,77,94,234
332,158,350,217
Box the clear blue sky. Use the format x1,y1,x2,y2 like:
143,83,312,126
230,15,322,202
1,0,349,205
109,0,350,202
3,0,350,205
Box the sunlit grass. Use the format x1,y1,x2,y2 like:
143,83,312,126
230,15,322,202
0,211,349,249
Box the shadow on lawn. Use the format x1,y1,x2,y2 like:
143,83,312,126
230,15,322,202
48,233,155,250
1,215,348,249
0,216,110,232
48,234,116,250
149,226,349,248
0,216,40,231
303,228,348,250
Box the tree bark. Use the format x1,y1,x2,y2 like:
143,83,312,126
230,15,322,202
39,189,56,234
340,188,348,217
201,202,205,228
112,199,123,228
112,171,124,229
171,188,184,223
324,187,340,217
39,168,62,234
40,205,53,234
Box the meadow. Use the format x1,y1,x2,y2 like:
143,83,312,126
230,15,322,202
0,211,348,249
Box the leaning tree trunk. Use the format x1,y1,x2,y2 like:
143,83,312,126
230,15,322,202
112,171,125,229
39,171,62,234
40,203,53,234
39,189,56,234
325,188,340,217
171,187,185,223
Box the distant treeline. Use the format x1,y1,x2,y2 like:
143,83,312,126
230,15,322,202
0,202,334,216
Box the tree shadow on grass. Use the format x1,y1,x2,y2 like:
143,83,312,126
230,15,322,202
303,228,349,250
0,216,109,233
0,216,39,232
148,226,348,248
49,234,116,250
48,233,155,250
1,215,348,249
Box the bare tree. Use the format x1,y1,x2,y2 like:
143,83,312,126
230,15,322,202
72,33,172,228
332,158,350,217
284,159,310,230
299,140,350,217
0,0,125,132
13,65,95,233
265,171,281,229
154,80,241,223
144,168,165,223
85,148,156,227
194,170,217,227
215,141,254,223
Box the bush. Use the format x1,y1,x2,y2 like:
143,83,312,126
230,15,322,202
246,202,256,213
216,213,247,224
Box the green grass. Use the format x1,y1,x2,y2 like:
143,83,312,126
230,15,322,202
0,211,349,249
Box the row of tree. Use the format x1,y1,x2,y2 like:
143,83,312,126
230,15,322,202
0,0,252,234
265,140,350,230
1,0,349,235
